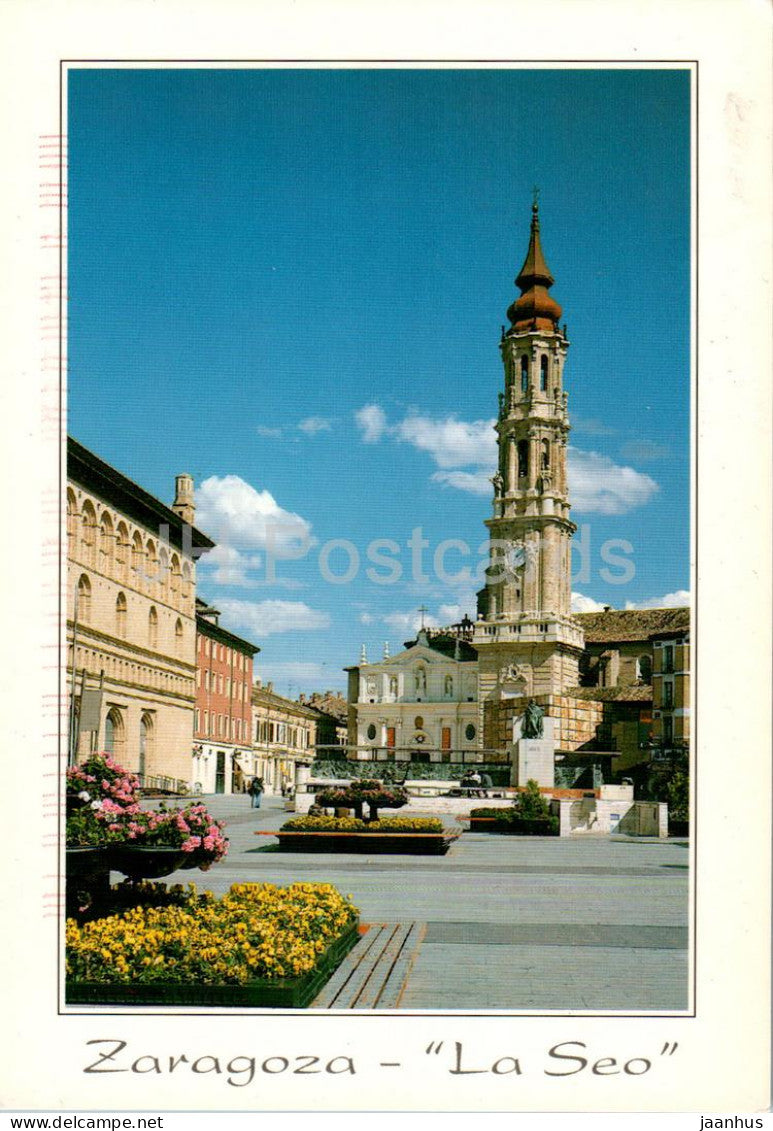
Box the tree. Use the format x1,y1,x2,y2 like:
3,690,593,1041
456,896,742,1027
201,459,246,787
516,779,552,820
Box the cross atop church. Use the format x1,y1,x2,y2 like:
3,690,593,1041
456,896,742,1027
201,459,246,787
532,184,540,208
418,604,429,629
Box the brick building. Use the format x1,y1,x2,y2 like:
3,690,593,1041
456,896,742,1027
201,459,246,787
193,598,260,794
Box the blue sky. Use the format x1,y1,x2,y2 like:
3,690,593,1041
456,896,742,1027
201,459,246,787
68,67,691,696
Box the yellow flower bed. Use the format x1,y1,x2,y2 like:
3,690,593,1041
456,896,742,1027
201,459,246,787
282,815,445,833
66,882,358,985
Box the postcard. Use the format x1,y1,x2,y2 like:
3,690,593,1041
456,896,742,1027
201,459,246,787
0,0,770,1118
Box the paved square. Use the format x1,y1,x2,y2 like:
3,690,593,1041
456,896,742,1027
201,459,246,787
149,795,689,1012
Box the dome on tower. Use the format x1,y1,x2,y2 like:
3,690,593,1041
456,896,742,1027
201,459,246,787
506,202,563,333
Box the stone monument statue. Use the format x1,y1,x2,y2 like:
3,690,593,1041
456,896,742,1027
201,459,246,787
522,698,544,739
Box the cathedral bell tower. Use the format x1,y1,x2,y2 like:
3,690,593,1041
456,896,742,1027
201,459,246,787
474,202,584,720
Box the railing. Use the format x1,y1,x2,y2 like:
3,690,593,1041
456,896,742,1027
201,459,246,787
137,773,191,795
312,745,508,763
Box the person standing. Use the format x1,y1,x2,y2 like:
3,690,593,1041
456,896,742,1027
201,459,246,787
249,776,264,809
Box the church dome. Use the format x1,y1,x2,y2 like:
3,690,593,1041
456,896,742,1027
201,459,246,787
507,202,562,333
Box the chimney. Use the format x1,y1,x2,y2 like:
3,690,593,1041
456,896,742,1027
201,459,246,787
266,681,274,693
173,473,196,525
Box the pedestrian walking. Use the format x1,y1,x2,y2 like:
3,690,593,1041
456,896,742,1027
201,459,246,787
248,776,264,809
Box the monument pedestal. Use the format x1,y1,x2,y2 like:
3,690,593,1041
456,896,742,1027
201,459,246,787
510,716,555,788
514,738,555,788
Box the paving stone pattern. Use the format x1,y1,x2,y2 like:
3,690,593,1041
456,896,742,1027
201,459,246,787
147,795,689,1012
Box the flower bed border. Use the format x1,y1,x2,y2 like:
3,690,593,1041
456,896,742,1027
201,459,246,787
265,831,459,855
66,920,359,1009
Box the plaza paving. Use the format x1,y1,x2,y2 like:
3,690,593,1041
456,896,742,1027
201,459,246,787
152,793,690,1013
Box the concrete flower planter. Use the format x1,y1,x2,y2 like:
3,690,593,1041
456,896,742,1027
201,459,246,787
272,831,459,855
66,921,360,1009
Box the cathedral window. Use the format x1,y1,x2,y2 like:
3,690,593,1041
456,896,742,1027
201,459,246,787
77,573,91,622
115,592,127,639
520,355,529,392
148,606,158,648
540,355,549,390
517,440,529,478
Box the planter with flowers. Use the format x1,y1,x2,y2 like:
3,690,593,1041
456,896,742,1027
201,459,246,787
66,881,359,1008
66,755,228,910
272,814,460,855
314,779,409,822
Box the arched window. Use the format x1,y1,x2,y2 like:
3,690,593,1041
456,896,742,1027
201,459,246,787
517,440,529,479
175,618,183,657
76,573,91,622
637,654,653,683
80,501,97,566
148,606,158,648
99,512,114,572
115,522,129,581
115,592,127,638
181,561,192,603
541,438,550,470
520,355,529,392
104,708,125,759
158,547,169,601
146,539,158,585
67,490,78,553
139,713,154,779
132,531,144,576
540,355,549,391
170,553,181,601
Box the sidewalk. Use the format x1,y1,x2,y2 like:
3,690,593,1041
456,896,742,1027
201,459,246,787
154,793,689,1012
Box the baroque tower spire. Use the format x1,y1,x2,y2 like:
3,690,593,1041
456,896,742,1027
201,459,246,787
474,202,584,724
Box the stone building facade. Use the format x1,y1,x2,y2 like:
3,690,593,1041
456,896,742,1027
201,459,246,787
575,607,690,689
346,632,483,765
651,628,690,749
66,438,213,786
193,598,259,794
251,681,318,794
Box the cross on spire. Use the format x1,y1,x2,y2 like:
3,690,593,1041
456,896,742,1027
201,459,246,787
418,604,429,629
532,184,540,209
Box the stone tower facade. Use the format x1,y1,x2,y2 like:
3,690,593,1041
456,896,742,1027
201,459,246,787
474,203,584,738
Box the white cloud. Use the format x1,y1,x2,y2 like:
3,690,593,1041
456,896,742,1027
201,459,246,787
354,406,659,517
359,612,375,625
431,469,493,496
202,545,263,587
298,417,333,436
395,414,497,469
571,591,608,613
255,425,283,438
382,609,441,633
214,598,331,638
196,475,313,558
624,590,691,610
355,404,388,443
568,448,659,515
